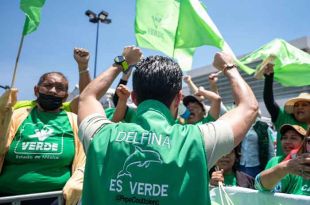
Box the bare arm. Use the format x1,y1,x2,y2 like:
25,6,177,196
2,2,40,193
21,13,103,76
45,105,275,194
70,48,92,114
183,75,198,94
112,69,132,106
208,73,220,95
213,52,259,146
78,46,142,125
209,72,228,115
196,86,221,120
259,154,310,190
112,84,131,122
183,75,204,101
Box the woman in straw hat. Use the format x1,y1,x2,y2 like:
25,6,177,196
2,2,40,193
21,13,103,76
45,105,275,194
263,63,310,156
255,124,310,195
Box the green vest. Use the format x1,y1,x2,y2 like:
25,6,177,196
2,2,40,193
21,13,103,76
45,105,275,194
83,100,210,205
0,107,74,194
274,107,307,156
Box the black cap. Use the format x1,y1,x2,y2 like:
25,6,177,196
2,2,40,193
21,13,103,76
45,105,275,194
183,95,205,112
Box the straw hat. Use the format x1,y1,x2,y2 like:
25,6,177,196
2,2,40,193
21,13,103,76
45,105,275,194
280,124,307,138
284,93,310,114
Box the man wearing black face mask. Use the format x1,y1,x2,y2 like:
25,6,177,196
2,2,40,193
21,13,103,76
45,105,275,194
0,48,90,205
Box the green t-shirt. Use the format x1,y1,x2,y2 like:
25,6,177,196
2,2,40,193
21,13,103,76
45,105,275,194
82,100,211,205
178,115,215,125
105,107,137,122
0,107,75,195
224,172,237,186
274,107,308,156
284,176,310,195
265,156,285,169
263,156,291,193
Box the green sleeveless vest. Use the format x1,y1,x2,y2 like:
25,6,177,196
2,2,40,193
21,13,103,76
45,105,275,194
83,100,211,205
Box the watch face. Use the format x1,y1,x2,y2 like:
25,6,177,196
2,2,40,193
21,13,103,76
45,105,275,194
115,56,125,64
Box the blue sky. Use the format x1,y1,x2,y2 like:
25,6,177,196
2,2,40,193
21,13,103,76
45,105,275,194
0,0,309,100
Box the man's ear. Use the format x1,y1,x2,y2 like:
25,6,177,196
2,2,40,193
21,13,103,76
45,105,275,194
131,91,138,106
174,90,183,108
170,90,182,110
34,86,39,98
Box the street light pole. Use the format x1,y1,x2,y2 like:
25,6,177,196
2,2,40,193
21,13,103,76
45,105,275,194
94,21,100,78
85,10,111,78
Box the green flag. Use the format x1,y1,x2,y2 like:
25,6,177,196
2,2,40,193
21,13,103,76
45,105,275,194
135,0,240,71
20,0,46,36
240,39,310,87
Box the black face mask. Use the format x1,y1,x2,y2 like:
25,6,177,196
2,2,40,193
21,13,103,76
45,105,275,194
37,92,64,111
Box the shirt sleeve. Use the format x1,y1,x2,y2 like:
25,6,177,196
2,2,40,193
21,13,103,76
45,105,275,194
198,120,234,169
78,113,112,154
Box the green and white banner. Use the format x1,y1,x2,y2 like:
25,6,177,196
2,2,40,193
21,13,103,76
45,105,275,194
210,186,310,205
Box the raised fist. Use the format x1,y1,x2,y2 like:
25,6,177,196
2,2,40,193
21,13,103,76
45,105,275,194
74,48,90,70
122,46,142,66
213,52,234,71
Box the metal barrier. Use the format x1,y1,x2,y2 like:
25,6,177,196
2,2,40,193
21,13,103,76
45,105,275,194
0,190,63,205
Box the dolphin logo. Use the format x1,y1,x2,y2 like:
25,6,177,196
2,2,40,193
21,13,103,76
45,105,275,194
117,146,163,178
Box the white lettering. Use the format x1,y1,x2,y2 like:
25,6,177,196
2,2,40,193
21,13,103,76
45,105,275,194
137,182,144,195
152,184,161,196
144,183,152,196
51,143,57,151
110,179,117,191
161,184,168,196
126,132,136,144
36,142,43,150
43,143,51,151
152,133,161,146
21,142,58,151
162,137,171,149
29,142,36,150
141,132,149,144
116,132,126,142
115,131,171,148
130,181,138,194
42,155,59,160
116,180,123,192
129,181,169,197
22,142,30,150
301,185,310,192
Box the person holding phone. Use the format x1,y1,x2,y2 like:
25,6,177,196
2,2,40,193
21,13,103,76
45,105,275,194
255,124,310,195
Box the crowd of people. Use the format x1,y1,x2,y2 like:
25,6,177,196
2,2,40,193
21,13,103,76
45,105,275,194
0,45,309,205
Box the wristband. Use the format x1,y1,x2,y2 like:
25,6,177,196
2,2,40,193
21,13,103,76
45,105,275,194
79,69,89,74
224,64,237,70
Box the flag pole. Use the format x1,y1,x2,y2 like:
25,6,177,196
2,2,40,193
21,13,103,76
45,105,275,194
10,34,25,88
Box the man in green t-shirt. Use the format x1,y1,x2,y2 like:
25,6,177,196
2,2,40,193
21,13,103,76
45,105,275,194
78,47,258,205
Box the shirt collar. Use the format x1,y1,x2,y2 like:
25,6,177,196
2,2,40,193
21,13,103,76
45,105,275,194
136,100,175,125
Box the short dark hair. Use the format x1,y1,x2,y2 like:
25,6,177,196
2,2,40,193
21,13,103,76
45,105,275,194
133,56,183,107
37,72,69,91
